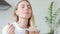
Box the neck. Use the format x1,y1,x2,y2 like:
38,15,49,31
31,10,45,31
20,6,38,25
17,17,28,28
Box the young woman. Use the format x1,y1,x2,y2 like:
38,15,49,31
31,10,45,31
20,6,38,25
2,0,40,34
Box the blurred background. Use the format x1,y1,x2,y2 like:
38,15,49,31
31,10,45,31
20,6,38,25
0,0,60,34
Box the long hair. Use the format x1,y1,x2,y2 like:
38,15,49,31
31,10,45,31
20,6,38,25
13,0,35,28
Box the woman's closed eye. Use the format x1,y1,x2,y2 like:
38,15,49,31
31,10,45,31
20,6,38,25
21,6,24,8
27,5,31,9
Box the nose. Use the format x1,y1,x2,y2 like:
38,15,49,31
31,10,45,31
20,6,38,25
25,6,28,10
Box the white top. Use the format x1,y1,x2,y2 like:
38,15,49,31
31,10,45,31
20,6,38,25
2,22,27,34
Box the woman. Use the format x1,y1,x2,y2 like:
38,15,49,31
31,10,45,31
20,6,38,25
2,0,40,34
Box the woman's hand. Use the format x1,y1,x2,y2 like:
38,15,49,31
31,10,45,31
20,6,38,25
27,26,40,34
7,23,15,34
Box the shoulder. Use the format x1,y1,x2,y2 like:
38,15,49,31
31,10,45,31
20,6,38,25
2,25,8,34
2,25,8,31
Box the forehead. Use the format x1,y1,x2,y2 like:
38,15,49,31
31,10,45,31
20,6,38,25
18,1,30,6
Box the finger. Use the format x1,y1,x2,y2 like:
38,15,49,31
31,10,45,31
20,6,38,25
8,25,14,30
29,32,35,34
7,23,11,29
8,27,15,32
8,23,14,30
9,25,15,29
8,23,13,29
8,23,12,27
8,26,15,33
8,29,15,34
8,23,10,25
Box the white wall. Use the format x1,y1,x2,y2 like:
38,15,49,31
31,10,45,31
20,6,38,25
0,0,60,34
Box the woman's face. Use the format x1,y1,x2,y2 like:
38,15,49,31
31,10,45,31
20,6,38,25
16,1,32,19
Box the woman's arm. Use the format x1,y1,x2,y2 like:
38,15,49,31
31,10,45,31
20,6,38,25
8,23,15,34
27,26,40,34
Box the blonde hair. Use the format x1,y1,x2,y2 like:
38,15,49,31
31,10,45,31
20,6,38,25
13,0,35,28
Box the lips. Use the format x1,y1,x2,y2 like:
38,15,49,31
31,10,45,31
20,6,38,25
25,12,29,14
23,10,29,14
23,12,29,14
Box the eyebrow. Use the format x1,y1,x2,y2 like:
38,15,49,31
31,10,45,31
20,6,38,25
21,4,31,6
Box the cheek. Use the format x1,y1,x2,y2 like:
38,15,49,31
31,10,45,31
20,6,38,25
16,10,22,16
29,11,32,16
23,11,32,18
16,9,32,18
28,10,32,15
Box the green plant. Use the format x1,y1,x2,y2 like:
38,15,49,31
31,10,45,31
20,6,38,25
45,1,60,34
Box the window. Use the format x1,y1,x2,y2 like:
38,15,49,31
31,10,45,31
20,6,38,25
0,0,11,10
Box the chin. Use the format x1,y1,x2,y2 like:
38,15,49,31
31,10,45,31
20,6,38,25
23,16,30,19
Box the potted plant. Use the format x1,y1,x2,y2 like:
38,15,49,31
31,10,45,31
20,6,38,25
45,1,60,34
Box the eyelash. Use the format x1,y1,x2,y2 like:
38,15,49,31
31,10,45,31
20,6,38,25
28,6,31,9
21,6,24,8
21,6,31,9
